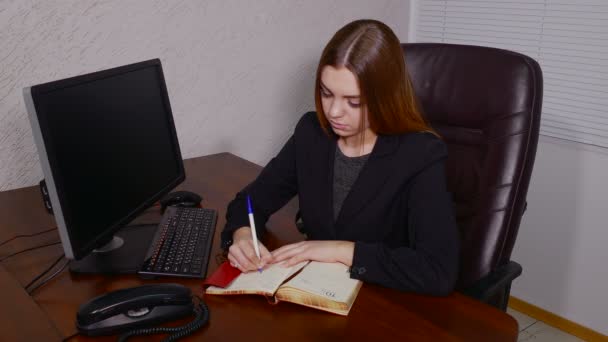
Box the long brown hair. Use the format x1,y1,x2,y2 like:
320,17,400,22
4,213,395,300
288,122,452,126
315,19,433,136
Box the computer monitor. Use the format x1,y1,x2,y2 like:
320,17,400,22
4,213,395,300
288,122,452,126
24,59,185,274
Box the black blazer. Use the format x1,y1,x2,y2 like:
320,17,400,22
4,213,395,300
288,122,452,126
222,112,459,295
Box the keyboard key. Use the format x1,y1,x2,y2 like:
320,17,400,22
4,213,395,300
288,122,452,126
138,206,217,279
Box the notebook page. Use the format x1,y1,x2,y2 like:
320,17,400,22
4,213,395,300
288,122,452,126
281,261,360,303
208,261,308,294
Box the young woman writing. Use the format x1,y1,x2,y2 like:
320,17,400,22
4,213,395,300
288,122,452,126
221,19,459,296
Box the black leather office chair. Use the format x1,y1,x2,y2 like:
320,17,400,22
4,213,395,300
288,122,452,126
402,43,543,310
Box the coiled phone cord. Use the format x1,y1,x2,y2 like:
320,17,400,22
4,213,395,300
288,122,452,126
117,297,209,342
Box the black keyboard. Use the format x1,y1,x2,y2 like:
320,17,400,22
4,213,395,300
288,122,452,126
139,206,217,279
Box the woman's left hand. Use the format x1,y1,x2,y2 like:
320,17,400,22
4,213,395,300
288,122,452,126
270,240,355,267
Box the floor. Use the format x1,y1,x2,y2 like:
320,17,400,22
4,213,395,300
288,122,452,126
508,308,584,341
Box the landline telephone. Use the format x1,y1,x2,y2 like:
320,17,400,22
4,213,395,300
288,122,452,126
76,283,209,340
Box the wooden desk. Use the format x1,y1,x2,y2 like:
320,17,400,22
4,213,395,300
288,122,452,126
0,153,518,341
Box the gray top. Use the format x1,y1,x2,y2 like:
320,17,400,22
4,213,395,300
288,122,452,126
333,146,370,221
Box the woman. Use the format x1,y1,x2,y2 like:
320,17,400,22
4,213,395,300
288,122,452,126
221,19,459,295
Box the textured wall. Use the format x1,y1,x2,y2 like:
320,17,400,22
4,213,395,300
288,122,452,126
0,0,410,191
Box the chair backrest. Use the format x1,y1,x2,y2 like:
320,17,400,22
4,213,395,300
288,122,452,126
402,43,543,288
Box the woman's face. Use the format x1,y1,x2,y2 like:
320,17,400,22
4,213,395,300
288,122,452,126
320,66,367,139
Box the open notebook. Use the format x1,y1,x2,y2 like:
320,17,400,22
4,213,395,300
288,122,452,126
205,261,362,316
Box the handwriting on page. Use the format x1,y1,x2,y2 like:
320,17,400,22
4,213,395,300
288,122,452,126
283,261,359,303
222,261,308,293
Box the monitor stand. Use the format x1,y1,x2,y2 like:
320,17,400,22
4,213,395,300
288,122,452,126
69,224,157,274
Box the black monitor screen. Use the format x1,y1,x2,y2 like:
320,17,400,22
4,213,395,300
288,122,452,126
30,60,184,259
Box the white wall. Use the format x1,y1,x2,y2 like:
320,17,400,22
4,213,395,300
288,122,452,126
0,0,410,191
511,136,608,335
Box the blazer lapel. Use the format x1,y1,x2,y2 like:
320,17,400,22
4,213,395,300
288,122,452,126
334,134,399,231
307,131,338,239
322,139,337,238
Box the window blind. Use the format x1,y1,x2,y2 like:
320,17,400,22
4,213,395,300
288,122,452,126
411,0,608,148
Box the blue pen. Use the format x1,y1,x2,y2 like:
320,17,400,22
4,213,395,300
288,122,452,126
247,195,263,273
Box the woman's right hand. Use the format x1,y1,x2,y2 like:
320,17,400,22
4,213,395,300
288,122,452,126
227,227,273,272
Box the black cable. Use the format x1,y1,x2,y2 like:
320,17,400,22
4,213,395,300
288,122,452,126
0,223,153,262
0,241,61,262
117,297,210,342
27,257,69,295
0,223,150,250
0,227,57,248
24,254,65,289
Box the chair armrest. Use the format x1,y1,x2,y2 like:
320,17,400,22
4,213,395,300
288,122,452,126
462,261,522,302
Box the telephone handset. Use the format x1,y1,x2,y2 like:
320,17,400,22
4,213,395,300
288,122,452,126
76,283,209,339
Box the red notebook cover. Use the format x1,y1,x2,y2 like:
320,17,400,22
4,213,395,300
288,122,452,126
203,261,241,288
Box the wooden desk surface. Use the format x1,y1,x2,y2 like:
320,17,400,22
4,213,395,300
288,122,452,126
0,153,518,341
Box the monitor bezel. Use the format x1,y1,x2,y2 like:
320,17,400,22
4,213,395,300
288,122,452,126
24,59,185,260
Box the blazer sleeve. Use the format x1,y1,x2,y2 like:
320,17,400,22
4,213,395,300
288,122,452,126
221,132,299,249
349,141,460,296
